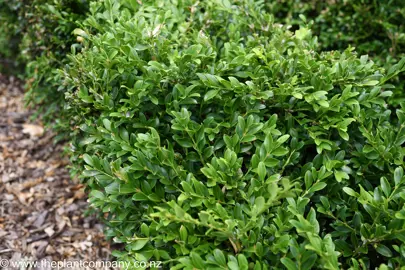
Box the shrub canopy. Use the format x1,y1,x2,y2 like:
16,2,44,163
0,0,88,125
57,1,405,269
266,0,405,107
2,0,405,269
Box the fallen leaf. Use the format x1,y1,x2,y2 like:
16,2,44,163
0,229,7,238
44,226,55,237
22,124,44,137
21,177,43,190
32,211,48,228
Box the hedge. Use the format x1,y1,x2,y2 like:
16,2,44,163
266,0,405,107
2,0,405,269
56,0,405,269
2,0,405,122
0,0,88,127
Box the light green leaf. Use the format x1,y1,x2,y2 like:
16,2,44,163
204,89,220,101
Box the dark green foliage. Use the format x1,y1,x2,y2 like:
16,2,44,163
59,1,405,269
0,1,22,72
0,0,88,125
267,0,405,61
266,0,405,106
2,0,405,269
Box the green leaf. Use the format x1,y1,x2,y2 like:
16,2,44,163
360,80,379,86
264,158,279,167
338,130,349,141
179,225,188,241
272,147,289,156
257,162,266,181
380,177,391,197
318,100,329,107
394,167,403,186
140,223,149,237
376,244,393,257
343,187,358,197
281,258,298,270
175,138,193,148
334,170,349,182
83,170,100,177
295,27,310,40
132,192,149,201
241,134,256,143
213,249,226,266
130,239,148,251
277,134,290,144
204,89,220,101
308,182,327,193
228,261,239,270
302,253,317,269
83,154,94,166
237,254,248,270
255,196,265,213
102,118,112,131
90,190,105,199
190,252,205,269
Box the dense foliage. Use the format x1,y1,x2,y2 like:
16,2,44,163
56,0,405,269
266,0,405,107
0,0,87,125
0,0,21,71
2,0,405,269
268,1,405,60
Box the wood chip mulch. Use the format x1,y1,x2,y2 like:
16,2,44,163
0,75,113,268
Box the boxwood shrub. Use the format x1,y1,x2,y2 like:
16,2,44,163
59,0,405,269
267,0,405,59
0,0,22,72
0,0,88,127
266,0,405,107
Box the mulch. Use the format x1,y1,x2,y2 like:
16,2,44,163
0,75,113,268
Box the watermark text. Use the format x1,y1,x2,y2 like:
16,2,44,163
0,258,163,269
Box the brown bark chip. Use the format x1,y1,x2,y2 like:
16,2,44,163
0,75,113,268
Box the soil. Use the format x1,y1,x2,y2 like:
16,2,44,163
0,75,113,269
